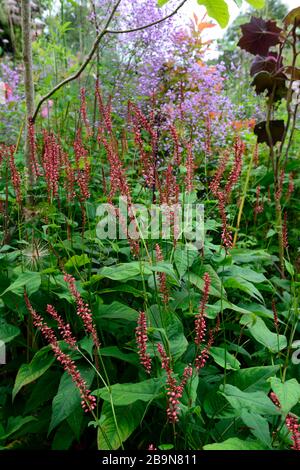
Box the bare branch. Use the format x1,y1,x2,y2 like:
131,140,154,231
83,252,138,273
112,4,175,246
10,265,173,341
106,0,187,34
32,0,122,121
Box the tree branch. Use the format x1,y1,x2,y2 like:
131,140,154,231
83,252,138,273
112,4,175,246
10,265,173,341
106,0,187,34
32,0,188,122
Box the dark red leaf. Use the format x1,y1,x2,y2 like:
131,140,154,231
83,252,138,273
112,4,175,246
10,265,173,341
251,71,287,101
250,53,282,77
238,17,283,56
254,120,285,146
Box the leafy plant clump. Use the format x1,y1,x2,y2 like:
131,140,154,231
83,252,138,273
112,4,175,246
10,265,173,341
0,0,300,452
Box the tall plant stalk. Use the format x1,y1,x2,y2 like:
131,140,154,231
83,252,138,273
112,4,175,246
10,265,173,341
21,0,34,185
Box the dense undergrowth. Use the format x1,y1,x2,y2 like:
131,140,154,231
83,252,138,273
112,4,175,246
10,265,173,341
0,0,300,451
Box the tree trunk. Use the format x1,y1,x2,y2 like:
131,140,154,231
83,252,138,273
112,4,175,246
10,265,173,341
21,0,34,185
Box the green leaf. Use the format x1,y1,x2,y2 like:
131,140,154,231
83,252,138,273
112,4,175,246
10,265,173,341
100,346,139,366
150,262,179,284
203,437,266,450
189,271,223,298
210,347,241,370
159,444,174,450
49,366,95,433
1,416,37,440
98,262,152,281
223,277,264,302
97,285,146,298
284,260,295,277
174,245,198,278
245,0,265,8
221,384,279,415
270,378,300,415
0,321,20,343
1,272,41,297
197,0,229,28
93,378,164,406
240,315,287,353
240,410,271,448
97,401,144,450
13,346,55,400
229,366,279,392
52,421,74,450
157,0,168,6
163,315,188,361
95,301,139,322
65,254,90,270
222,265,267,284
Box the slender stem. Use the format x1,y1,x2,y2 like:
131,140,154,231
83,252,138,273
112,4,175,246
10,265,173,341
233,143,255,247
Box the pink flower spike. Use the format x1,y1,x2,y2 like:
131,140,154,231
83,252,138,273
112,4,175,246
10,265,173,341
135,312,151,374
46,304,77,349
24,292,96,413
64,274,100,349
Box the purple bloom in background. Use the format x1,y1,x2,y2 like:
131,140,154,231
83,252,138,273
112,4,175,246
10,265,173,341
0,62,23,143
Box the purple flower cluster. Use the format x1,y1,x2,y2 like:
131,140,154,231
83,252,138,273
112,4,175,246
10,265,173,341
91,0,237,152
0,62,23,143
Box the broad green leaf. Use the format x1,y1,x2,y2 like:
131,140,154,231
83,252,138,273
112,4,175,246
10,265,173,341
197,0,229,28
229,365,279,392
1,272,41,297
174,245,198,278
210,347,241,370
95,301,139,322
230,248,273,264
97,401,144,450
1,416,37,440
207,299,251,318
189,271,223,298
67,406,84,442
150,262,179,284
49,366,95,433
239,303,274,320
100,346,139,366
149,310,188,361
0,321,20,343
203,390,236,419
98,262,152,280
245,0,265,8
240,410,271,447
52,421,74,450
163,315,188,361
240,315,287,353
221,265,267,284
221,384,279,415
203,437,266,450
93,378,164,406
223,277,264,302
65,254,90,270
13,346,55,400
270,378,300,414
97,285,146,298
